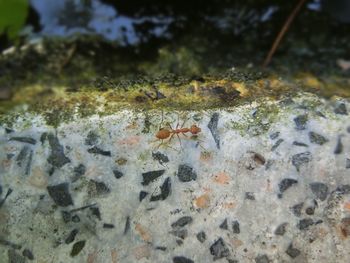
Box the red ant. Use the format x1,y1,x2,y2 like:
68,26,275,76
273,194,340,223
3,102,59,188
156,123,201,147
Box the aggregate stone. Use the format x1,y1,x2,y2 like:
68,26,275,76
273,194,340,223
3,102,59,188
113,169,124,179
150,177,171,201
285,243,301,258
87,146,111,156
196,231,206,243
298,218,314,230
293,114,308,130
334,102,348,115
334,136,343,154
255,254,270,263
171,216,193,228
173,256,194,263
309,132,328,145
47,183,73,207
8,249,25,263
22,248,34,260
210,237,230,260
292,152,312,172
208,112,220,149
274,223,288,236
142,170,165,185
310,182,328,201
47,134,70,168
10,136,37,145
177,164,197,182
278,178,298,197
70,240,86,257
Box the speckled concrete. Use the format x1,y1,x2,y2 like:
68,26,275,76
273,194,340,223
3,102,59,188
1,92,350,263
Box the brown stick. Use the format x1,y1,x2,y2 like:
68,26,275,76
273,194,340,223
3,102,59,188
263,0,307,67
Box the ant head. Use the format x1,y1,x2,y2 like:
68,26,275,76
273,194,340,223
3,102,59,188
190,125,201,134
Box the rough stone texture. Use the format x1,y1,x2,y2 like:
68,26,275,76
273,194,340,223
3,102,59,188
0,93,350,262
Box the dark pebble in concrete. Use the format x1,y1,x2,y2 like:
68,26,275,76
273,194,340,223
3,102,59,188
269,132,280,140
285,243,301,258
0,188,13,208
346,158,350,169
40,132,47,144
294,114,308,130
139,191,148,202
232,220,240,234
219,219,228,230
16,146,31,167
72,164,86,182
310,182,328,201
0,185,2,196
47,134,70,168
170,229,188,239
336,184,350,194
150,177,171,201
72,215,80,223
22,248,34,260
293,141,308,147
10,137,36,145
292,152,312,172
298,218,314,230
47,183,73,207
85,131,99,146
210,237,230,260
70,240,86,257
142,170,165,185
252,152,265,166
90,207,101,220
245,192,255,200
176,239,183,246
152,151,169,165
171,216,193,228
62,211,72,223
65,229,79,244
278,178,298,197
334,102,348,115
88,180,110,196
291,203,304,217
177,164,197,182
124,216,130,234
155,246,167,251
334,136,343,154
196,231,206,243
103,223,115,229
5,128,14,134
8,249,25,263
208,112,220,149
113,169,124,179
271,138,284,151
275,223,288,236
173,256,194,263
87,146,111,156
0,239,21,250
255,254,270,263
347,126,350,133
305,206,315,215
309,132,328,145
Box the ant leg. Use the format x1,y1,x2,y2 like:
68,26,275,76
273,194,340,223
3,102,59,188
168,133,176,143
176,133,183,149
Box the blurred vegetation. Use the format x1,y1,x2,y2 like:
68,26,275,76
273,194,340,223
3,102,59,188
0,0,28,40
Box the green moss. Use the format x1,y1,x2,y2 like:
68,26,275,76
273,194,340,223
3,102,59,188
227,100,280,136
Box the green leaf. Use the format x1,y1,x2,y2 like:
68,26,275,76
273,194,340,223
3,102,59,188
0,0,28,40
